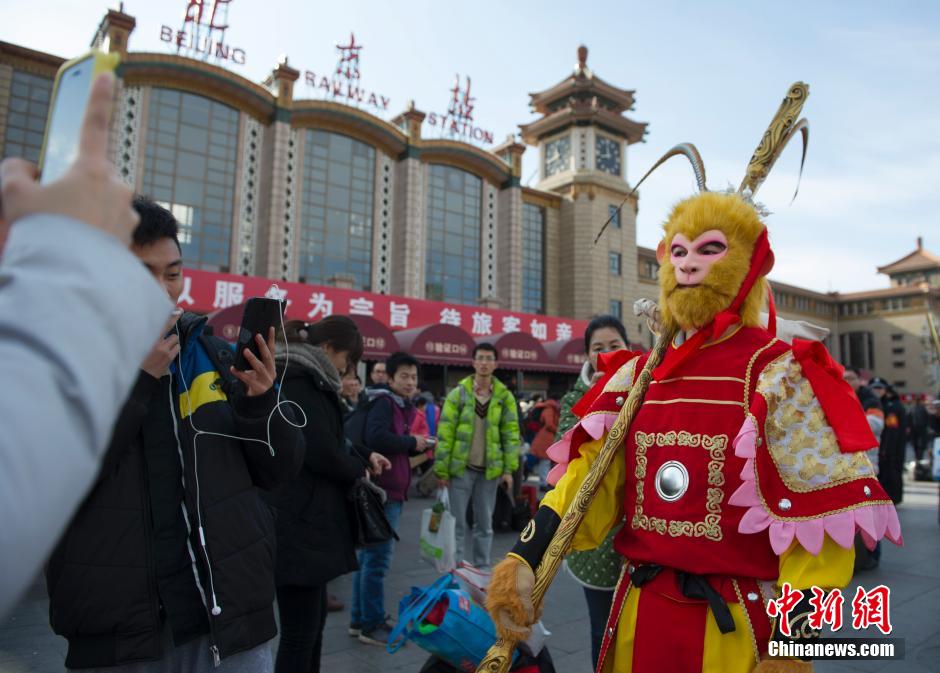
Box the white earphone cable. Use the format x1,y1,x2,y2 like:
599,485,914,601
173,284,307,616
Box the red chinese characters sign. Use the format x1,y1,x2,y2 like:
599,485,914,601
302,32,391,113
160,0,247,65
427,73,494,145
179,269,587,343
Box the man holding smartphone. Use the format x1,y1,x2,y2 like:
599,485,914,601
44,197,304,672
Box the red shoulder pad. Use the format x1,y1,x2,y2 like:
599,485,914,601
791,339,877,453
571,349,642,418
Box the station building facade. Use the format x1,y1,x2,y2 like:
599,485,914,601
1,8,938,395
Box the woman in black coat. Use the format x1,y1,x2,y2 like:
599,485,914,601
871,378,907,504
268,317,389,673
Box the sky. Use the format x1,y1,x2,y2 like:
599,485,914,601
2,0,938,293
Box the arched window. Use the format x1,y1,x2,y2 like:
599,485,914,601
141,89,239,271
298,130,375,288
425,164,481,303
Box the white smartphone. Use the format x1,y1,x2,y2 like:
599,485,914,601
39,51,120,184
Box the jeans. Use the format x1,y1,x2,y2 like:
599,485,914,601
535,458,552,487
274,584,326,673
449,469,499,568
583,587,614,670
71,622,272,672
351,499,403,632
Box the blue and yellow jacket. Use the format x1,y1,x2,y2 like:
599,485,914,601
46,312,303,668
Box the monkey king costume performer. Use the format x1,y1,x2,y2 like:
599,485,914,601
485,83,902,673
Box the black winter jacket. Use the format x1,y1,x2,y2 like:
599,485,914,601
266,364,368,587
45,313,304,668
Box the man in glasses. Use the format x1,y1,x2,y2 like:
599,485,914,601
436,343,521,569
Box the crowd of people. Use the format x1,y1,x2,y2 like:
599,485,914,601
842,367,940,571
2,72,939,673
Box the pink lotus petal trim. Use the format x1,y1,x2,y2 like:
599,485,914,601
740,457,755,483
546,463,567,486
822,511,857,549
769,521,796,555
739,506,773,534
794,518,825,555
733,417,758,459
545,428,574,464
885,507,902,545
544,412,618,486
728,480,762,508
729,416,903,554
581,413,612,440
855,506,877,540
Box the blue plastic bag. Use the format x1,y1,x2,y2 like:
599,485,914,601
387,574,517,672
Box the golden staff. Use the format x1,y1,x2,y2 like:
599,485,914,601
476,324,677,673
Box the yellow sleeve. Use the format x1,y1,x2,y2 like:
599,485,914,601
778,536,855,590
541,435,625,551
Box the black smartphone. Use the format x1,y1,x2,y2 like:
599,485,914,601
232,297,284,371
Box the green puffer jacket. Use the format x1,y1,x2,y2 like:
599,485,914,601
435,376,521,481
557,361,623,590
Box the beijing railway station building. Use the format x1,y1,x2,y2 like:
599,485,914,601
2,7,938,396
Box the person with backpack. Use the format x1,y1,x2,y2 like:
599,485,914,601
349,352,428,646
521,394,544,446
435,343,521,569
528,395,560,489
44,198,305,671
267,317,390,673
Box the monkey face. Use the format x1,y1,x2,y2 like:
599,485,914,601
669,230,729,286
657,192,768,331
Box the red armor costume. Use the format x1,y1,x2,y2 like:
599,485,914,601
484,84,902,673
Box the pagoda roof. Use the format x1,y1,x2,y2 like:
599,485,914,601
877,238,940,275
528,48,636,115
519,96,648,145
520,45,648,145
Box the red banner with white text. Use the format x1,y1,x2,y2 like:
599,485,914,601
178,269,588,343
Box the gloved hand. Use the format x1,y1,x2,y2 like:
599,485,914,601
753,659,813,673
633,298,663,336
485,556,537,640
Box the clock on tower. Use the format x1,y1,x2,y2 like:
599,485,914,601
595,135,622,176
544,135,572,178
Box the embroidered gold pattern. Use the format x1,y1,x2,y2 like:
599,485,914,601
643,398,744,407
732,579,761,665
631,431,728,541
756,351,875,492
744,339,780,409
520,519,535,543
603,358,639,394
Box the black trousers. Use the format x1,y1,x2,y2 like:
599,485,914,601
275,584,327,673
583,586,614,671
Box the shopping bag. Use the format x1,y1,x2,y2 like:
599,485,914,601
452,562,551,656
388,574,517,671
420,488,456,572
932,437,940,481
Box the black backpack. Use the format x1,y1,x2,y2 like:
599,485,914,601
344,396,380,451
198,333,244,397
